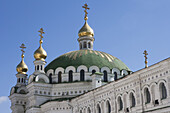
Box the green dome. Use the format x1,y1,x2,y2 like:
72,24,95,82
45,50,130,72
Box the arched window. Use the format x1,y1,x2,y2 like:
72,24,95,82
144,88,151,104
68,70,73,82
118,97,123,111
80,110,82,113
97,104,101,113
106,101,111,113
130,93,136,107
21,78,23,83
114,72,117,80
58,71,62,83
37,65,39,70
80,70,85,81
84,42,87,48
18,78,20,83
92,70,96,74
35,66,36,70
38,78,45,83
103,70,108,82
87,107,91,113
49,73,52,84
88,42,91,48
41,65,43,70
160,83,167,99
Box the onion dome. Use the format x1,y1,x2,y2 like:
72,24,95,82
34,28,47,61
34,40,47,61
78,21,94,37
45,50,130,72
16,44,28,74
78,3,94,38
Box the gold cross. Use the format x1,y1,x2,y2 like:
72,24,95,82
143,50,148,68
20,43,26,54
82,3,90,20
38,28,45,40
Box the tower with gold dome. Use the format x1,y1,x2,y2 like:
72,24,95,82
9,3,170,113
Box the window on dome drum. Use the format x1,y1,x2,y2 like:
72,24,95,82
114,72,117,80
92,70,96,74
80,70,85,81
130,93,136,107
144,88,151,104
18,78,20,83
88,42,91,48
88,107,91,113
68,70,73,82
41,65,42,70
103,70,108,82
49,73,52,84
58,72,62,83
84,42,87,48
159,82,167,99
37,65,39,70
21,78,23,83
97,104,101,113
106,101,111,113
118,97,123,111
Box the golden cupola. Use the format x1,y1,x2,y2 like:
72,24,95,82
34,28,47,61
78,3,94,38
16,44,28,74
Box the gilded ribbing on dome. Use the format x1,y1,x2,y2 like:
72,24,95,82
78,4,94,37
34,28,47,61
16,44,28,74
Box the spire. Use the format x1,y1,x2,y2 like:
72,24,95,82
78,4,94,50
16,43,28,74
34,28,47,61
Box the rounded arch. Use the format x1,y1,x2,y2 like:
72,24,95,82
129,92,136,107
46,69,54,77
17,86,28,94
159,82,167,100
65,66,76,73
28,74,35,84
101,67,110,73
55,67,64,75
117,96,123,111
143,87,151,104
121,69,128,76
77,65,88,72
89,66,100,72
35,74,49,83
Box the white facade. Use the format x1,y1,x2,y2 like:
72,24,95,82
9,57,170,113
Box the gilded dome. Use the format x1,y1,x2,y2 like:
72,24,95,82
45,50,130,72
34,41,47,61
78,21,94,37
16,55,28,74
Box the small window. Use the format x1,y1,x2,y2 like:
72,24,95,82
37,65,39,70
160,83,167,99
68,70,73,82
84,42,87,48
41,65,43,70
103,70,108,82
88,42,91,48
130,93,136,107
118,97,123,111
80,70,85,81
144,88,151,104
58,72,62,83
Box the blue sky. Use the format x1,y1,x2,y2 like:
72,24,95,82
0,0,170,112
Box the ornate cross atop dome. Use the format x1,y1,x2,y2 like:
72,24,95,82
82,3,90,20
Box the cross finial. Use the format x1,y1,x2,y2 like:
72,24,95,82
82,3,90,20
20,43,26,59
143,50,148,68
38,28,45,40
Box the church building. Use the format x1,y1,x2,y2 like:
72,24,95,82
9,4,170,113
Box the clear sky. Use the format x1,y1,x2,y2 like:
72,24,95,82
0,0,170,112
